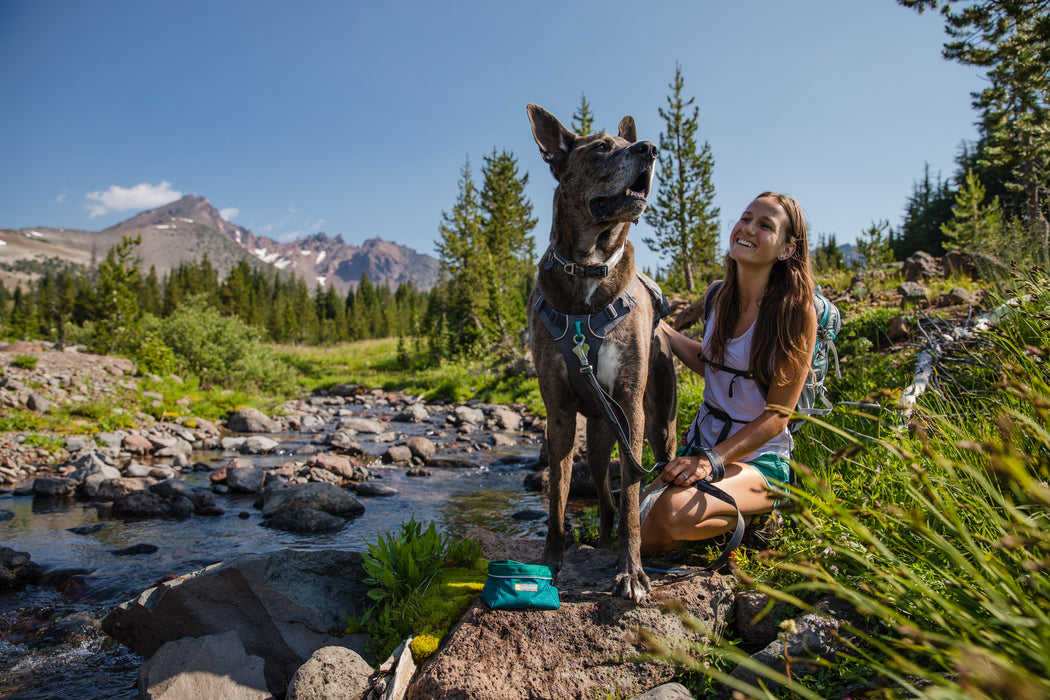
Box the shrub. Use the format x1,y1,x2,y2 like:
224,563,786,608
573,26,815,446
153,298,300,395
11,354,38,370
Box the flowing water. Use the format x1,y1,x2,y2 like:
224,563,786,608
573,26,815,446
0,410,550,698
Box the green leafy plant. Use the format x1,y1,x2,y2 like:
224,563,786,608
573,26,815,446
11,354,38,370
352,518,486,661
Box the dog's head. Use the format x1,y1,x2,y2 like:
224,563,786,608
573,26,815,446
527,104,657,230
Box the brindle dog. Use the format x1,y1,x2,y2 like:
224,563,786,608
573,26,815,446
526,104,677,601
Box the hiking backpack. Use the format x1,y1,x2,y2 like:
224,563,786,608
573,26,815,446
702,280,841,432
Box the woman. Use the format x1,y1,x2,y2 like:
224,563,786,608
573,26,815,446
640,192,817,557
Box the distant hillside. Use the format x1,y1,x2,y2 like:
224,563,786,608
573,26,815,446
1,195,440,293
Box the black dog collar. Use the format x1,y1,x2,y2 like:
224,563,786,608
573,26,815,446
543,247,609,278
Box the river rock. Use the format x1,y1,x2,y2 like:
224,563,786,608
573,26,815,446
111,543,159,556
241,436,281,455
112,490,173,517
262,509,347,534
408,528,736,700
354,482,398,497
32,476,77,498
69,453,122,498
337,417,387,434
259,481,365,520
227,407,280,433
0,509,14,521
138,630,270,700
405,436,436,463
383,445,412,464
489,406,522,431
103,549,372,696
154,438,193,458
0,546,44,592
451,405,484,427
392,404,429,423
307,453,363,481
227,466,266,493
286,645,373,700
149,479,195,501
95,476,157,501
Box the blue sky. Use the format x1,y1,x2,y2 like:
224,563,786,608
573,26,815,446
0,0,984,273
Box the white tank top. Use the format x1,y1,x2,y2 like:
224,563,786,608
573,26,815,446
681,310,793,462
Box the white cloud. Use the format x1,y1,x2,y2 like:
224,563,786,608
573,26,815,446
219,207,240,222
84,181,183,218
53,191,66,204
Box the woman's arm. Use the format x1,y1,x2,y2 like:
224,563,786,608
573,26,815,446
658,307,818,486
658,320,705,374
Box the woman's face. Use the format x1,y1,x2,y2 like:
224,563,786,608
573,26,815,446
728,196,796,268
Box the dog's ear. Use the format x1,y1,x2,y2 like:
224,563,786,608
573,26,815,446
618,115,637,143
527,104,575,178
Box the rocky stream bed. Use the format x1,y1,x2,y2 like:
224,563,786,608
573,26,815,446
0,345,867,699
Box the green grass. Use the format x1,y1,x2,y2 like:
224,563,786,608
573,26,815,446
663,269,1050,699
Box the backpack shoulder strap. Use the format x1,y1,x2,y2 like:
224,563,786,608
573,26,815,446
703,280,723,325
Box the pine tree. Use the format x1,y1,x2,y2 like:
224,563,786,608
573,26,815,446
93,235,143,354
895,164,957,257
855,220,895,270
941,168,1004,252
435,158,486,355
571,93,596,136
479,148,537,344
644,62,720,292
901,0,1050,261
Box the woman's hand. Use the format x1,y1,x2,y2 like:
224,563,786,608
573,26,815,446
658,455,712,487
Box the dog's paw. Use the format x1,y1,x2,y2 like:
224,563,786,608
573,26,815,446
613,570,652,602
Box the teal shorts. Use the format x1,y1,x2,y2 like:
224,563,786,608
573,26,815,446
747,452,791,490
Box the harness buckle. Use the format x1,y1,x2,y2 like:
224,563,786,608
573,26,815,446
563,262,577,276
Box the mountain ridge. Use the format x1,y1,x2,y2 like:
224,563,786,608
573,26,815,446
1,195,439,293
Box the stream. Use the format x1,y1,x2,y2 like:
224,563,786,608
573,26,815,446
0,401,552,699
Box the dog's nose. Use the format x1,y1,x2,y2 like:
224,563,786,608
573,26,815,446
631,141,658,160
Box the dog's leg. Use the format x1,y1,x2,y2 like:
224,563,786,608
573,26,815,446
644,331,679,464
584,417,617,547
613,400,652,602
541,408,577,581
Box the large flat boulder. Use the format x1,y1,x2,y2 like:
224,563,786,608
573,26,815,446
408,529,736,699
103,549,371,695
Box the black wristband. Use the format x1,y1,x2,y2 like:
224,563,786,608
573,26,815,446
701,447,725,482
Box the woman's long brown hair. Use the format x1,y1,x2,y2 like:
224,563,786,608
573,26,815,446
707,192,816,388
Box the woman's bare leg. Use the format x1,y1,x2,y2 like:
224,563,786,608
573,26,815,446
640,462,776,557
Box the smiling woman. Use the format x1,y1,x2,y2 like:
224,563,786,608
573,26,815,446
641,191,817,558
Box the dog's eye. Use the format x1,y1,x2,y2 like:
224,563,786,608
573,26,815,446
595,142,609,152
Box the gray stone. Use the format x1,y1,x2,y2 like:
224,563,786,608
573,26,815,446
26,393,51,413
383,445,412,464
405,436,436,463
262,509,346,534
337,417,387,434
32,476,77,498
629,683,695,700
227,407,279,433
154,439,193,457
241,436,280,455
0,546,44,592
227,467,266,493
392,404,429,423
259,482,365,520
489,406,523,431
354,482,399,497
286,645,372,700
138,630,271,700
103,549,371,696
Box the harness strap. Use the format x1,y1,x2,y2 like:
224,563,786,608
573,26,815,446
534,278,661,478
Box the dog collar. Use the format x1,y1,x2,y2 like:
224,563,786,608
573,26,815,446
543,245,622,279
